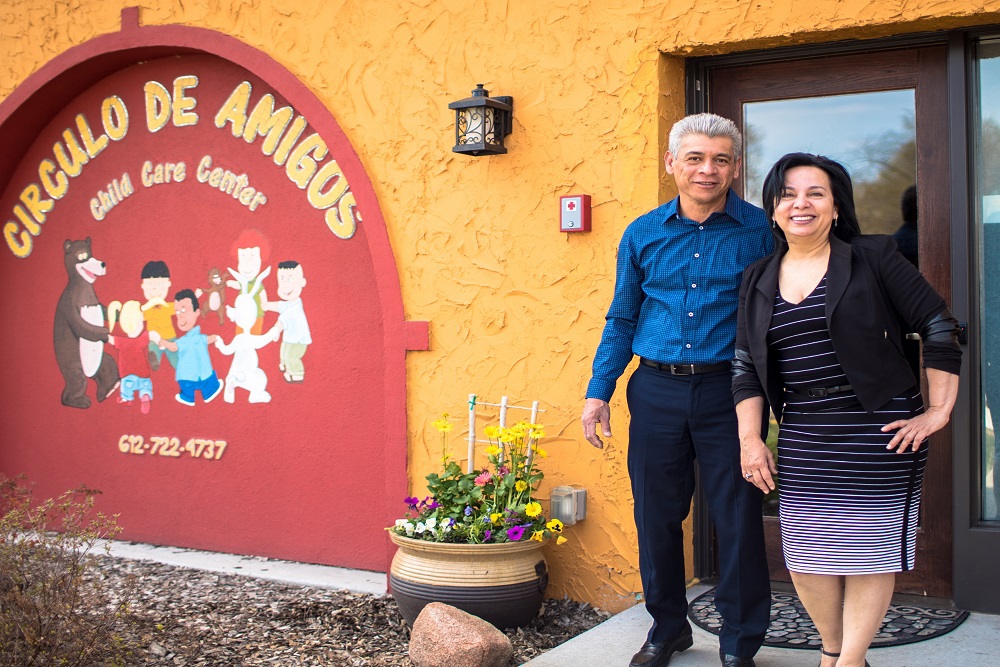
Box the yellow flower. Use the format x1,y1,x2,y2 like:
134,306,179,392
529,427,546,439
532,446,548,458
490,512,503,524
530,530,546,542
499,429,516,444
432,414,453,432
525,501,542,518
556,535,568,545
484,425,500,438
485,445,501,457
546,518,564,533
515,480,527,493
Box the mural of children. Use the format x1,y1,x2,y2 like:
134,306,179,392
226,229,270,334
215,267,281,403
140,261,178,371
107,300,153,414
149,289,222,406
263,260,311,383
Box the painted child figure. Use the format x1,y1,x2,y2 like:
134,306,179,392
107,300,154,414
150,289,223,406
226,229,270,334
263,260,311,382
215,267,282,403
140,261,178,371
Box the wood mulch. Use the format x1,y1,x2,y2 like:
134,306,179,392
92,555,611,666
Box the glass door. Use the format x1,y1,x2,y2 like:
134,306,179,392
975,39,1000,524
953,34,1000,614
704,45,952,597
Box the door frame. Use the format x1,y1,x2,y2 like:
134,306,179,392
685,31,972,602
948,28,1000,615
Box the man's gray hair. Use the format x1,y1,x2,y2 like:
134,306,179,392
668,113,742,158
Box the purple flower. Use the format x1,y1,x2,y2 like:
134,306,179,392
464,506,473,516
404,496,419,509
507,525,525,541
482,515,492,524
427,500,441,510
498,465,510,475
484,529,492,541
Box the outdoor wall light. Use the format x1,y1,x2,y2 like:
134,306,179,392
448,84,513,156
549,485,587,525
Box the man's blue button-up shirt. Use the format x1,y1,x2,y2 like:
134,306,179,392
586,190,774,402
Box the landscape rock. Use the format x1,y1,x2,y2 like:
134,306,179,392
409,602,514,667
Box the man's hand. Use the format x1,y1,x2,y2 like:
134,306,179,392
582,398,612,449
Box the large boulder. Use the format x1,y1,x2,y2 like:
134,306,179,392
408,602,514,667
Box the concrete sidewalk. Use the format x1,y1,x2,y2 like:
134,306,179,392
104,541,998,667
522,583,999,667
101,540,387,595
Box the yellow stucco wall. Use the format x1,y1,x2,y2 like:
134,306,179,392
3,0,1000,613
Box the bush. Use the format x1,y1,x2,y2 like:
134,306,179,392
0,475,136,666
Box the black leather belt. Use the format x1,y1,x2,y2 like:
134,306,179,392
787,384,853,398
639,358,731,375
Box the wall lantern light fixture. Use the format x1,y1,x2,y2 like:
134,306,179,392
448,84,513,156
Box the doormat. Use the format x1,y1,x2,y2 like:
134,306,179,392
687,588,969,650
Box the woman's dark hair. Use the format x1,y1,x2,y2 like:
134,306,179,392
761,152,861,243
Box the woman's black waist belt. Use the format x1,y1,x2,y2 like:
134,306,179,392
786,384,853,398
639,358,731,375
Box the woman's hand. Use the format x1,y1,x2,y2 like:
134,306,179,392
882,368,959,453
882,406,950,453
741,436,777,493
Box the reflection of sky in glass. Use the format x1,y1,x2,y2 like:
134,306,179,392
743,90,914,208
981,42,1000,125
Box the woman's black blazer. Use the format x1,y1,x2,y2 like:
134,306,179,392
732,234,962,419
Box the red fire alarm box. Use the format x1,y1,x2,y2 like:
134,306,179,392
560,194,591,232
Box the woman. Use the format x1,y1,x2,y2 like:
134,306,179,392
731,153,962,667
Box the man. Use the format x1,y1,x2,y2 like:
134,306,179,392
150,289,223,406
263,260,312,383
582,113,773,667
139,260,178,371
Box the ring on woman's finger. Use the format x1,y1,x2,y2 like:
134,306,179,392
744,471,753,479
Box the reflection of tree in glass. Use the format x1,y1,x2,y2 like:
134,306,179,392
851,115,916,235
979,117,1000,196
743,123,765,208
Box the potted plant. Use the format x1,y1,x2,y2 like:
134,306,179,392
388,414,568,628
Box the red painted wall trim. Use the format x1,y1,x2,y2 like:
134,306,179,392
0,7,410,570
404,321,431,351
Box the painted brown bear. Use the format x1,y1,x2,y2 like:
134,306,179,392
54,238,120,408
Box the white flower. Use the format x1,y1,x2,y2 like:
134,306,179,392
425,517,437,529
415,522,426,533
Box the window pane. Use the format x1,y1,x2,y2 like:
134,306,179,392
975,40,1000,522
744,91,916,239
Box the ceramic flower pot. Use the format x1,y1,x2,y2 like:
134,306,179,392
388,531,548,629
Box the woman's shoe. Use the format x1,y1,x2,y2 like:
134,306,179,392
818,650,871,667
818,648,839,667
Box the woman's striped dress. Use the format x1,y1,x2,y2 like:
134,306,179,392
768,275,927,575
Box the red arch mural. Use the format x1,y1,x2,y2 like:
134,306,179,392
0,9,424,571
